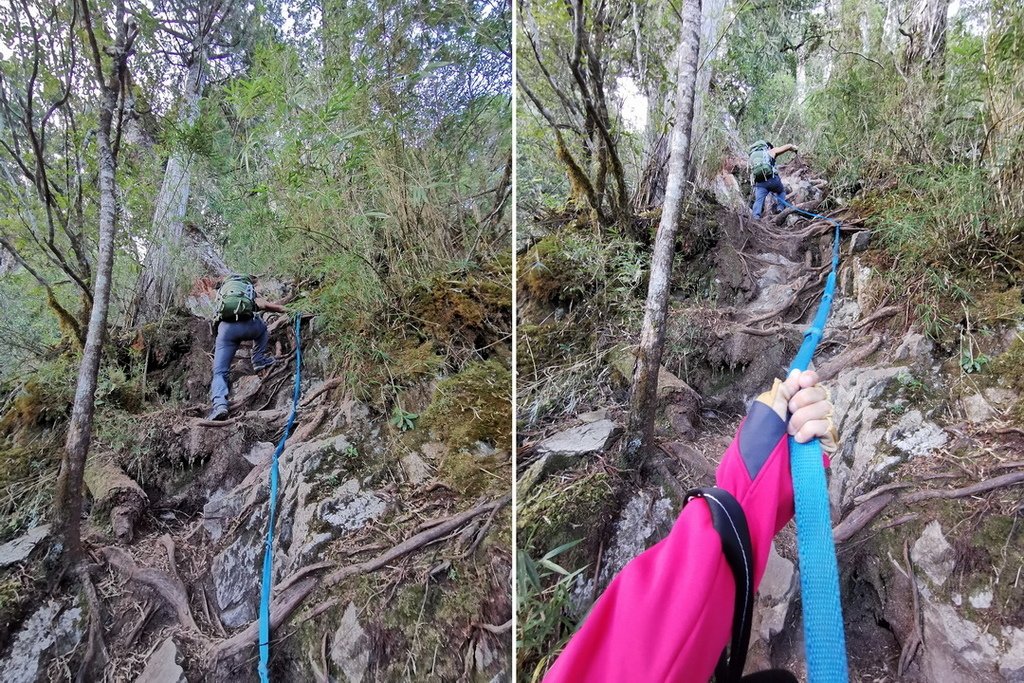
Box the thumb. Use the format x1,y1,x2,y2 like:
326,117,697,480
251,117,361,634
757,369,801,421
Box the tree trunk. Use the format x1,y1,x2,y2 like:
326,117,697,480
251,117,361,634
52,1,133,566
135,56,206,323
625,0,703,465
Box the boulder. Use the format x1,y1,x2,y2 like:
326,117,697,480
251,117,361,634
401,452,431,484
319,479,388,532
212,523,264,628
754,543,797,642
962,392,996,424
886,410,947,457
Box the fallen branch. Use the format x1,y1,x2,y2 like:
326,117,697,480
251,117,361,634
99,546,199,632
902,471,1024,503
834,493,895,543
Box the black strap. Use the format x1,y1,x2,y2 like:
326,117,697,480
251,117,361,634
683,487,754,683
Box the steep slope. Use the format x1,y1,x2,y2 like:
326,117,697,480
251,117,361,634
516,158,1024,680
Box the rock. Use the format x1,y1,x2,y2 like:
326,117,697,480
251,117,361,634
0,598,84,683
330,602,370,683
984,387,1018,410
754,543,796,641
849,230,872,253
212,524,264,628
919,598,1003,682
577,409,609,423
829,365,905,507
0,525,49,568
535,420,622,458
912,521,955,586
969,588,993,609
597,489,674,589
886,410,947,457
962,393,996,424
320,480,388,531
893,332,934,372
135,638,186,683
401,452,431,484
1002,627,1024,681
244,441,275,466
711,169,748,213
203,488,244,542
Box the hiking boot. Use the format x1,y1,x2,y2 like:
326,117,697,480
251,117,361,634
207,405,229,421
252,357,278,372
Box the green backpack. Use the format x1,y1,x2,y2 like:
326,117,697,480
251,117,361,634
749,140,775,183
217,274,256,322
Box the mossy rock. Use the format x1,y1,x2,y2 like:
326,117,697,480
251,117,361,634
421,360,512,451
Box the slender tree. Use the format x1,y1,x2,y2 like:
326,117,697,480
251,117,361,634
625,0,702,464
52,0,137,564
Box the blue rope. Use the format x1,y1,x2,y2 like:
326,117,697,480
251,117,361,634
258,314,302,682
777,195,850,682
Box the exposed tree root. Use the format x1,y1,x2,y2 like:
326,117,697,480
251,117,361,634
99,546,199,633
897,539,924,676
851,305,900,330
300,376,346,407
209,495,510,665
75,564,108,683
818,333,882,381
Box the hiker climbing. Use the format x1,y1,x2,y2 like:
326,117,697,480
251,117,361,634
749,140,798,220
208,274,288,421
544,370,838,683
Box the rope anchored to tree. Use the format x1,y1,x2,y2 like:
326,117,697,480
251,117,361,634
778,195,850,683
259,313,303,682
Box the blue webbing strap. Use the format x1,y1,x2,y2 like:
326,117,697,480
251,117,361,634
777,195,850,682
258,314,303,682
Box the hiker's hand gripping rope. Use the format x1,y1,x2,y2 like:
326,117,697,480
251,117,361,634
759,370,839,452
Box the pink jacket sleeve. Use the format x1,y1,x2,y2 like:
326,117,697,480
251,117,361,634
543,401,804,682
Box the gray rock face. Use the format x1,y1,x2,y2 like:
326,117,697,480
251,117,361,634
212,524,264,628
893,333,934,373
886,410,947,457
0,525,49,568
598,489,674,587
912,521,955,587
536,419,622,458
135,638,186,683
320,481,388,531
0,598,83,683
330,602,370,682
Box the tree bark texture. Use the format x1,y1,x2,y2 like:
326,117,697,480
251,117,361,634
625,0,703,464
52,1,135,564
135,56,206,323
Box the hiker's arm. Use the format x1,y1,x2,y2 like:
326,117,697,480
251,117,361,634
255,298,287,313
770,143,798,157
544,371,834,683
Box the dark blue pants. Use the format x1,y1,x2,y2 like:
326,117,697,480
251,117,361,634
752,175,787,219
210,318,271,409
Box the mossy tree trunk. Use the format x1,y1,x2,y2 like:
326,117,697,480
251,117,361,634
625,0,702,466
52,0,137,566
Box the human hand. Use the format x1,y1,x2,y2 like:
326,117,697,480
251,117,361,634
757,369,838,452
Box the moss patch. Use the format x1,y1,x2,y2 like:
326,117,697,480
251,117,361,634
517,465,617,561
421,360,512,451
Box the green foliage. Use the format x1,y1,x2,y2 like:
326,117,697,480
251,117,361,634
516,540,586,682
421,360,512,451
389,406,419,432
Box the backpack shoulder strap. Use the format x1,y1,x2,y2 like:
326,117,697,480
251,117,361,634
683,487,754,683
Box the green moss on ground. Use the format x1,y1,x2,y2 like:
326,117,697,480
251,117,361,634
421,360,512,452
